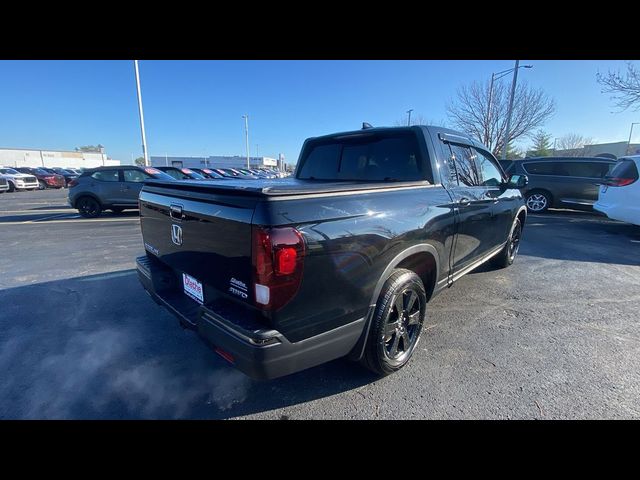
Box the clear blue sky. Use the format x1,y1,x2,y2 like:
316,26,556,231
1,60,638,164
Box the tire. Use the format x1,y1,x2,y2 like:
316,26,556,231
8,182,15,192
525,190,551,213
77,196,102,218
492,218,523,269
362,268,427,376
111,207,124,214
38,180,46,190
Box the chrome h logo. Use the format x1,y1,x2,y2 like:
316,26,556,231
171,224,183,246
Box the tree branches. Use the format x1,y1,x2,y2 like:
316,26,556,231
446,79,555,157
597,62,640,112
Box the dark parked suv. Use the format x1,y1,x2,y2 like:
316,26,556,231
502,157,616,212
68,166,175,217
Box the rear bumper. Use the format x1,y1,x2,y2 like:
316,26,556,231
136,255,364,380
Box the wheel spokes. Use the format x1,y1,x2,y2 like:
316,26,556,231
389,334,401,357
407,310,420,326
405,290,417,313
384,320,399,340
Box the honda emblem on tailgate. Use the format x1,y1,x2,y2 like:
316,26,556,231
171,224,183,246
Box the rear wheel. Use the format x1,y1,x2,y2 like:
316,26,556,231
38,180,46,190
362,269,427,376
492,218,522,269
77,196,102,218
525,191,551,213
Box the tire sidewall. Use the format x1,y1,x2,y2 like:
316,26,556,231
77,196,101,218
370,270,427,375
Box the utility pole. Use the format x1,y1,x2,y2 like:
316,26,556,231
134,60,149,166
627,123,640,155
407,109,413,126
503,60,520,160
242,115,250,169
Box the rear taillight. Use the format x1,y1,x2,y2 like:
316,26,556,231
603,177,636,187
252,225,305,311
68,179,78,187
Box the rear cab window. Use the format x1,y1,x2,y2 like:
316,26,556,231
297,131,431,183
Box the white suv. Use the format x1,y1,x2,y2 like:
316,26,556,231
0,167,39,192
594,156,640,226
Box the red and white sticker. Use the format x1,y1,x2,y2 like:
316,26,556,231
183,273,204,304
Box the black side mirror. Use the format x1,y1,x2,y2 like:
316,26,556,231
506,174,528,189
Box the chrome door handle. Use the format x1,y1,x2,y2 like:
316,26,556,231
458,197,471,206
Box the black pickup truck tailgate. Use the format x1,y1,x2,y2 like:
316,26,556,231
139,181,261,305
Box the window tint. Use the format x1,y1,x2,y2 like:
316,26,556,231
448,144,481,186
297,143,341,180
524,160,614,178
298,133,426,182
474,148,504,186
555,162,611,178
523,162,556,175
123,169,150,182
91,170,119,182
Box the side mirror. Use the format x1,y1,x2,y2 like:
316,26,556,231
506,174,528,189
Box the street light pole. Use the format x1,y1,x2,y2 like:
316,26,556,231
407,109,413,126
133,60,149,167
242,115,250,169
626,123,640,155
486,73,496,147
502,60,520,160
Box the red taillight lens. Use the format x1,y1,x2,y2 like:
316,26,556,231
68,179,78,187
604,177,636,187
275,247,297,275
252,226,305,311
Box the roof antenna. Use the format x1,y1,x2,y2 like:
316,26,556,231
362,122,373,129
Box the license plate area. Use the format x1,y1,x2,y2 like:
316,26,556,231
183,273,204,304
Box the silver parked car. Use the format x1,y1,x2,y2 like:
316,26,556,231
68,166,176,218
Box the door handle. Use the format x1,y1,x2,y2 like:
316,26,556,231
458,197,471,206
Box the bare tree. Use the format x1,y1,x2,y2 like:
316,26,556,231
393,113,446,127
597,62,640,112
446,79,555,157
555,133,594,156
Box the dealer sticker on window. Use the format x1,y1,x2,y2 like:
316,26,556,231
183,273,204,304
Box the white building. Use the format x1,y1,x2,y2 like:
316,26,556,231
0,147,120,169
150,155,279,169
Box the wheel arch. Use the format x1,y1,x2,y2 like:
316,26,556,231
349,244,440,362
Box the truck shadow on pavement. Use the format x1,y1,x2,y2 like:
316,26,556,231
0,270,377,419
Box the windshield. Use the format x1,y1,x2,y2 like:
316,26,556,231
0,168,19,174
201,169,224,179
143,167,176,181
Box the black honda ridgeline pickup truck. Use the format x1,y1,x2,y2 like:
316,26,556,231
136,125,528,379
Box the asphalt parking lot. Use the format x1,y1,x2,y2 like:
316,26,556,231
1,188,639,419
